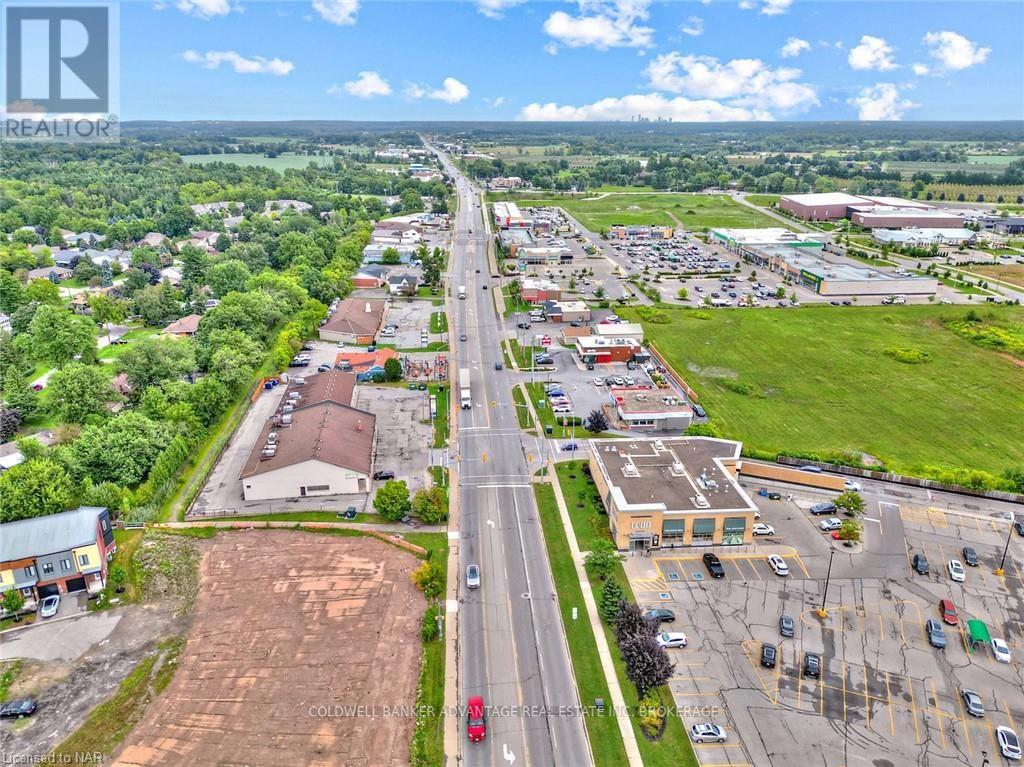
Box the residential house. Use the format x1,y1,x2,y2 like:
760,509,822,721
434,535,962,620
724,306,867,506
189,201,242,217
160,266,183,285
371,222,422,246
0,506,117,609
318,299,387,345
351,265,390,289
334,348,400,382
264,199,313,215
163,314,202,337
388,273,418,296
223,215,245,230
62,231,106,247
27,266,72,282
138,232,168,249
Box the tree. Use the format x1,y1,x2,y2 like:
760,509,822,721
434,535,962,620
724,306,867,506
839,518,863,543
24,278,62,306
598,580,626,623
613,600,655,644
373,479,411,521
0,270,26,314
186,376,232,425
133,282,181,326
411,560,444,600
676,287,688,301
384,357,403,382
412,486,447,524
70,412,172,485
207,259,253,298
27,304,97,365
88,293,128,342
0,407,22,441
834,490,865,516
620,633,674,695
380,247,402,265
0,458,75,522
2,370,38,418
44,363,112,423
120,336,196,392
586,408,608,433
1,588,26,620
584,539,625,580
400,188,423,213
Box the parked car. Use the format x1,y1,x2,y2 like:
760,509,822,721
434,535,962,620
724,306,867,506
703,552,725,578
926,618,947,649
1016,519,1024,537
961,547,979,567
466,564,480,589
779,615,795,638
992,637,1012,663
373,470,395,480
810,502,837,516
466,696,487,743
656,631,688,649
819,517,843,532
643,608,675,624
939,598,958,626
803,652,821,678
912,553,930,575
961,689,985,718
760,642,777,668
767,555,789,577
317,363,332,372
689,723,727,743
947,559,966,583
997,726,1022,760
752,523,775,536
39,594,60,618
0,699,37,719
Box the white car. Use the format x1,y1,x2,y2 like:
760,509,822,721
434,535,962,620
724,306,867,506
843,479,863,491
752,523,775,536
947,559,966,583
997,726,1022,760
690,723,727,743
992,637,1012,663
39,594,60,618
593,377,604,386
767,555,789,577
656,631,688,648
819,517,843,531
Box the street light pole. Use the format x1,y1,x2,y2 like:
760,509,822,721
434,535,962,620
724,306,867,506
817,548,836,619
995,519,1014,576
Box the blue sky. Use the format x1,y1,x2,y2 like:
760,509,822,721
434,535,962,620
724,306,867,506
121,0,1024,122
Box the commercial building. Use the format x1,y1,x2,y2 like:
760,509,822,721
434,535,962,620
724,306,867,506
849,207,963,229
371,221,421,245
541,300,591,323
779,192,866,221
335,348,400,382
588,437,759,551
492,202,532,229
592,322,643,343
757,246,938,296
1,506,116,607
575,335,643,364
871,228,977,247
608,387,693,432
517,245,573,265
520,278,561,303
607,224,674,240
362,243,420,264
711,227,826,250
498,228,535,256
489,176,524,190
318,299,387,345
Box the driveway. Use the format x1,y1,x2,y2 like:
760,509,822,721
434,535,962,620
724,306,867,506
1,609,124,662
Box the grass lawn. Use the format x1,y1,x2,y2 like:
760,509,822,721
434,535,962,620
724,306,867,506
0,660,22,702
533,484,629,767
625,304,1024,475
97,326,157,359
508,340,544,368
525,382,584,439
512,384,535,430
428,383,449,447
743,194,781,207
429,309,448,334
91,529,144,610
513,193,783,232
181,152,333,170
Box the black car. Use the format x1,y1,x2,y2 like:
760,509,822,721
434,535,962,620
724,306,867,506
760,643,777,668
1016,520,1024,537
373,470,395,481
0,699,36,719
962,547,979,567
703,552,725,578
643,608,676,624
803,652,821,678
779,614,795,638
691,404,707,419
517,322,531,330
810,502,837,516
912,553,929,575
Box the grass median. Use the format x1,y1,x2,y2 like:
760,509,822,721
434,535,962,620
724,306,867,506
511,384,535,431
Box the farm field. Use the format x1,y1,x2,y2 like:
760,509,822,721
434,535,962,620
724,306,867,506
970,264,1024,288
512,193,783,231
884,160,1014,176
625,304,1024,477
919,182,1024,202
181,152,335,170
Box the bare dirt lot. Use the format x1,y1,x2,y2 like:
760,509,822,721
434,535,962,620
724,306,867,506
113,530,425,767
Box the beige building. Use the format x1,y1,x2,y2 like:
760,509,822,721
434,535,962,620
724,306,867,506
588,437,759,551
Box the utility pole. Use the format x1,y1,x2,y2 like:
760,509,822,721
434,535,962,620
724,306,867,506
995,519,1015,576
817,548,836,619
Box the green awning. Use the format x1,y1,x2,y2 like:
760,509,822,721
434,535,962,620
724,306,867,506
967,619,990,651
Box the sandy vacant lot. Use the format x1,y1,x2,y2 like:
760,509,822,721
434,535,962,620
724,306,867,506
114,530,424,767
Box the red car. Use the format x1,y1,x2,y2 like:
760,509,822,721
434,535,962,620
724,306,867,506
939,598,958,626
467,696,486,743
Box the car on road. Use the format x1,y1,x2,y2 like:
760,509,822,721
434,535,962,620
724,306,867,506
810,502,837,516
466,564,480,589
317,363,332,372
779,615,795,637
373,470,395,480
819,517,843,531
760,642,777,668
997,726,1022,760
939,598,958,626
466,696,487,743
947,559,966,583
691,404,706,418
39,595,60,618
689,723,727,744
643,608,675,624
517,321,531,330
0,700,37,719
799,465,823,474
803,652,821,678
656,631,688,648
925,618,948,649
459,334,467,342
961,547,979,567
752,523,775,536
767,555,789,577
992,637,1012,663
912,553,929,575
843,479,862,491
702,552,725,578
961,689,985,717
561,442,579,452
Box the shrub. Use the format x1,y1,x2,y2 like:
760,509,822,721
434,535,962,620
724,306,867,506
412,561,444,601
598,581,625,624
421,604,441,642
883,347,930,364
637,689,666,739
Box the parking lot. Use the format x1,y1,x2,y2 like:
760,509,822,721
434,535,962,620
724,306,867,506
623,481,1024,766
384,297,446,349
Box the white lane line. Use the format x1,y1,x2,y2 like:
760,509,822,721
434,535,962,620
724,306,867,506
470,483,531,489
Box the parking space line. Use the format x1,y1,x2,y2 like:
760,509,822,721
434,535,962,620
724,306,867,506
907,676,922,744
885,672,896,736
955,686,974,758
862,665,871,732
1006,701,1021,731
792,553,810,578
929,679,946,749
817,667,824,716
841,661,847,723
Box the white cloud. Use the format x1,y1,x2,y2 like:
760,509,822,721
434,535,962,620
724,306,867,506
923,31,990,71
543,0,654,51
312,0,359,25
680,16,703,37
335,70,391,98
403,83,427,99
475,0,525,19
780,37,810,58
847,83,919,120
848,35,897,71
182,50,294,76
486,96,507,107
429,77,470,103
912,63,930,76
739,0,792,15
518,93,769,122
174,0,233,19
645,53,818,112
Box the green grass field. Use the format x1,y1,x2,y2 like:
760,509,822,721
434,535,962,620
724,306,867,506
512,193,782,232
626,304,1024,476
181,153,335,170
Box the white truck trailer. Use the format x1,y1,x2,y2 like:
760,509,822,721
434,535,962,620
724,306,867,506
459,367,472,409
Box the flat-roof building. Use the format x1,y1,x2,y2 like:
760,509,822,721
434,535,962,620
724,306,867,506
588,437,759,550
518,245,573,265
592,322,643,343
871,228,977,247
849,207,963,230
711,227,826,249
607,224,674,240
318,299,387,345
757,246,938,296
521,278,561,303
575,335,643,364
779,192,866,221
542,300,591,323
498,228,535,255
608,387,693,433
492,201,532,230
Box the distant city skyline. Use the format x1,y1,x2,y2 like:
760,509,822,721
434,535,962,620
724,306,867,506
122,1,1022,122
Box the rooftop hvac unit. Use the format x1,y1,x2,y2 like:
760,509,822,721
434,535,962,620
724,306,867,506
692,495,710,509
669,461,685,477
622,463,640,478
653,440,665,452
636,393,647,400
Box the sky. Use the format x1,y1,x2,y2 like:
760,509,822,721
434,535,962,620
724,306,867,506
120,0,1024,122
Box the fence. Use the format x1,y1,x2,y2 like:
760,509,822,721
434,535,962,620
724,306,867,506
647,342,700,403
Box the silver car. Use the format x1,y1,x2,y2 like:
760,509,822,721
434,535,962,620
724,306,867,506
466,564,480,589
39,595,60,618
961,689,984,718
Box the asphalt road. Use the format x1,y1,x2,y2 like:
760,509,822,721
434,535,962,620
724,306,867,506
431,146,593,767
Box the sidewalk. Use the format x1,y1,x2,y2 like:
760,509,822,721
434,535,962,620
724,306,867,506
548,466,644,767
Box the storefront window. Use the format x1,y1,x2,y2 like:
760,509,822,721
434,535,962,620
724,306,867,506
723,517,747,546
692,518,715,546
662,519,685,544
